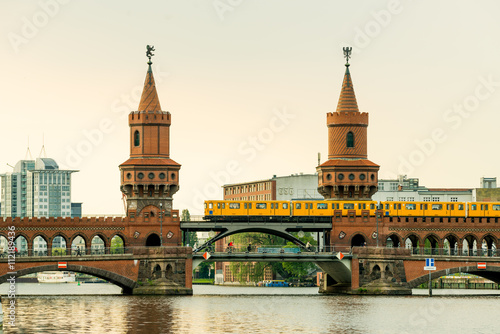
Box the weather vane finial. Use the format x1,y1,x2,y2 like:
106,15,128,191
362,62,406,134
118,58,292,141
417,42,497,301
343,47,352,66
146,45,155,65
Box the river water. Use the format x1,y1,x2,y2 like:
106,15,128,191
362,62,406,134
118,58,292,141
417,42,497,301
0,284,499,333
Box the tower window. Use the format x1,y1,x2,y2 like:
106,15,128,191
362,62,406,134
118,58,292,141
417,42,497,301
134,130,140,146
346,132,354,148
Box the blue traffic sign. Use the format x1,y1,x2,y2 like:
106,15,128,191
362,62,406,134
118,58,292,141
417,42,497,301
426,258,434,267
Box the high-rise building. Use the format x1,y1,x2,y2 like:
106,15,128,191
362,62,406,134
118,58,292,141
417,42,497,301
0,157,78,218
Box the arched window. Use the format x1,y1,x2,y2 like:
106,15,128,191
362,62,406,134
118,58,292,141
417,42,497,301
346,131,354,148
134,130,140,146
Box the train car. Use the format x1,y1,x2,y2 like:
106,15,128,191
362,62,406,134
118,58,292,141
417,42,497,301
484,203,500,217
291,201,313,216
467,202,486,217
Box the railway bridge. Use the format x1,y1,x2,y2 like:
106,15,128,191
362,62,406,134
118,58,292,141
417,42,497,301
181,213,500,294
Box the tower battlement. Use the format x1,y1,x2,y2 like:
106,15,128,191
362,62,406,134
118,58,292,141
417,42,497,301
327,111,369,126
129,111,171,125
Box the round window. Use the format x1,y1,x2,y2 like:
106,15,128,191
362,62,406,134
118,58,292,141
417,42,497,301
326,173,332,181
148,172,155,179
349,173,355,180
359,174,366,180
126,173,132,179
159,173,166,179
137,172,144,179
338,173,344,180
171,173,176,180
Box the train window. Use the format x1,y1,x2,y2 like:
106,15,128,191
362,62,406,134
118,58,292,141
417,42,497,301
385,204,389,210
209,203,213,209
471,204,477,210
256,203,267,209
229,203,240,209
431,204,442,210
317,203,328,210
283,203,288,209
424,204,428,210
398,204,401,210
217,203,221,209
337,203,340,210
249,203,252,209
493,205,500,211
362,203,366,210
458,204,464,210
296,203,301,209
450,204,454,210
244,203,247,209
222,203,225,209
270,203,274,209
204,203,207,209
405,204,416,210
344,203,354,210
370,204,375,210
482,204,488,210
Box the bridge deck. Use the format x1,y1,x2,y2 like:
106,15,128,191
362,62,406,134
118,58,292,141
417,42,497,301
193,251,348,262
181,220,332,232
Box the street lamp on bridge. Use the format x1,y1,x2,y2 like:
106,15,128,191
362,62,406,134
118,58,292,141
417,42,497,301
160,202,163,247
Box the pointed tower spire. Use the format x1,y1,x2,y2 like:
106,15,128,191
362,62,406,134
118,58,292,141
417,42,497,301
336,47,359,112
138,45,162,113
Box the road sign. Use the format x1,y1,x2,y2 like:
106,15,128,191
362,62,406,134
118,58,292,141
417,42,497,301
477,262,487,270
424,258,436,271
203,252,211,260
58,262,67,269
336,252,344,260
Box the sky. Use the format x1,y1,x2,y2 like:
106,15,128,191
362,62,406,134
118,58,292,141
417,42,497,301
1,0,500,216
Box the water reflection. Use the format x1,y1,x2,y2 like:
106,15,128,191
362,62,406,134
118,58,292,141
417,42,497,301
1,285,500,333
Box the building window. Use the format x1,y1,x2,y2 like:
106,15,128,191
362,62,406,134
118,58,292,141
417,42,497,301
451,197,458,202
134,130,140,146
390,183,398,191
387,197,393,201
408,197,414,201
423,197,431,202
432,197,440,202
346,131,354,148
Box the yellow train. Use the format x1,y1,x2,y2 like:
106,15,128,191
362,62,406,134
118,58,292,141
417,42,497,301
204,200,500,220
204,200,378,221
381,201,500,217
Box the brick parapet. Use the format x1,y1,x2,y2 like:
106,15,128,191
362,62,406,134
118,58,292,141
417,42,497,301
327,111,368,126
129,111,171,125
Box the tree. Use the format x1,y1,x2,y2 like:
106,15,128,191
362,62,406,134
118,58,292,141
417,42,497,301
181,209,198,247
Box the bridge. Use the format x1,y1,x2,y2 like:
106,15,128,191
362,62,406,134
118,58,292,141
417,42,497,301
181,213,500,294
0,246,193,295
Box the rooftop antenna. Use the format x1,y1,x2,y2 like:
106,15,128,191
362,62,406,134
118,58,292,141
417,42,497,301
6,163,14,169
39,133,47,158
317,152,321,166
25,136,33,160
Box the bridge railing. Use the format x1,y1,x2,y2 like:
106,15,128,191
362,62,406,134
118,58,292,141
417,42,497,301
0,247,132,258
194,244,353,254
405,247,500,257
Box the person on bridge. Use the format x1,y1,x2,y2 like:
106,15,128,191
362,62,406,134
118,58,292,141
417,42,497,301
306,242,312,252
247,243,252,253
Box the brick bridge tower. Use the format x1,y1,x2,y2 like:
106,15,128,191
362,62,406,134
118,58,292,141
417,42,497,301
317,48,379,200
119,47,181,218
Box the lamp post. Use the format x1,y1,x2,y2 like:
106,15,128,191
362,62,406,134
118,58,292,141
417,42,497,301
160,202,163,247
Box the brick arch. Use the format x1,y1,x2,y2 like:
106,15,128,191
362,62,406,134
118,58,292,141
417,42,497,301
385,233,402,247
50,233,70,249
32,232,50,244
443,232,460,244
407,265,500,288
349,232,368,247
69,232,90,248
422,233,442,248
13,232,31,251
89,232,109,248
480,233,498,245
0,264,136,292
402,232,422,246
110,233,127,248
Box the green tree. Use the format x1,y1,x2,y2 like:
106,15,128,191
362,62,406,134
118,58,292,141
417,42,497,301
181,209,198,247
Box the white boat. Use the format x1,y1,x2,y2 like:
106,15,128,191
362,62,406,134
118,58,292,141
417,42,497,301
37,271,76,283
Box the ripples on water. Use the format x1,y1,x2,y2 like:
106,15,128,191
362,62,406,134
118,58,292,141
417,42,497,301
1,284,499,333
